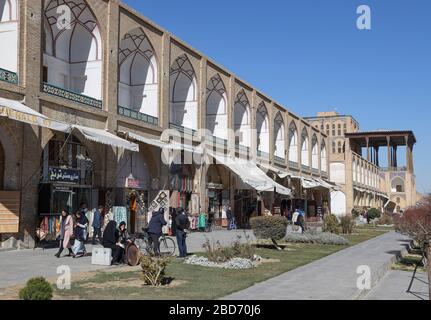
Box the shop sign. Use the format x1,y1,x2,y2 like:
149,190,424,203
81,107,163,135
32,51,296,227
49,168,80,184
207,183,224,190
126,178,141,189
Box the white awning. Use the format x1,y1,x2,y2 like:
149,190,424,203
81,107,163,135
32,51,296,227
258,162,289,179
0,97,139,152
126,131,168,149
0,97,70,132
301,177,321,189
208,152,291,196
72,126,139,152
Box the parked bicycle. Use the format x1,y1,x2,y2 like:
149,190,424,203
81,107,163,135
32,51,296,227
133,228,176,257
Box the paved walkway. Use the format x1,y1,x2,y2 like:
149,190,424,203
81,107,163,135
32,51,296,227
225,231,410,300
365,270,429,300
0,230,254,290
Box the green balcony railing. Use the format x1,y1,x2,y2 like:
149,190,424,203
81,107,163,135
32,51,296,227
257,150,270,159
301,165,311,172
0,68,18,85
289,161,299,169
312,168,320,175
169,123,196,136
42,82,102,109
274,156,285,165
118,105,159,126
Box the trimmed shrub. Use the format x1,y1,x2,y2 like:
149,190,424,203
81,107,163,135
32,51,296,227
340,215,355,234
323,214,340,234
284,231,349,245
19,277,53,300
367,208,381,220
250,216,288,241
378,214,394,226
140,255,169,287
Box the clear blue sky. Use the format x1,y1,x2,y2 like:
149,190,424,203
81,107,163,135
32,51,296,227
124,0,431,194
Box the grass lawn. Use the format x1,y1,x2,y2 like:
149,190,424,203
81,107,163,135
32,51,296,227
55,227,390,300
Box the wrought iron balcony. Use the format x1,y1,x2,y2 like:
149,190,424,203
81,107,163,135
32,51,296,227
118,106,159,126
42,82,102,109
0,68,18,85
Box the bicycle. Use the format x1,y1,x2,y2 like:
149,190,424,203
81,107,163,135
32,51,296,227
133,228,176,257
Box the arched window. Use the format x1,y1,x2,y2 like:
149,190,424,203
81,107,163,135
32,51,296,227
321,141,327,172
311,135,319,169
273,112,285,159
0,0,18,73
301,128,309,167
0,140,4,189
170,54,198,130
234,90,251,148
119,28,158,118
288,122,298,163
206,74,227,139
391,177,405,193
256,102,269,155
43,0,102,99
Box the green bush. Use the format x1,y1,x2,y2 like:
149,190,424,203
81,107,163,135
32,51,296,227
250,216,288,241
19,277,53,300
378,214,394,225
340,215,355,234
140,255,169,287
323,214,340,234
351,208,360,218
284,231,349,245
367,208,381,220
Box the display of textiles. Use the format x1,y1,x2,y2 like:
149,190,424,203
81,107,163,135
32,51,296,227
188,216,198,230
39,215,61,236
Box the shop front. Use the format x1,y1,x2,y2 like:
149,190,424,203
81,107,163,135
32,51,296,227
206,165,231,229
38,133,98,240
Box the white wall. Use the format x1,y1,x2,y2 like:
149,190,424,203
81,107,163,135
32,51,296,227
234,103,251,147
331,190,347,217
207,92,228,140
0,22,18,72
330,162,346,184
289,131,298,163
116,150,150,189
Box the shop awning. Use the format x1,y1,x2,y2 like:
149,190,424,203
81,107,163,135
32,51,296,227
0,97,139,152
208,152,291,196
301,177,321,189
122,131,203,154
0,97,70,132
257,162,289,179
72,126,139,152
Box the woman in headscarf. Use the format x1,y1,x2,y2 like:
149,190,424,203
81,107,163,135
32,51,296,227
55,210,74,258
102,220,119,263
72,210,89,258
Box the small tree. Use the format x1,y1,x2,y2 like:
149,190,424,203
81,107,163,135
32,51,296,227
19,277,53,300
394,195,431,300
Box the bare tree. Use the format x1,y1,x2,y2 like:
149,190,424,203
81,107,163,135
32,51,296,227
395,194,431,299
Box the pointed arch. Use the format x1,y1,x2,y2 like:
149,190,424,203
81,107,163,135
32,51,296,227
234,90,251,148
301,128,310,167
311,134,319,169
288,121,298,163
273,112,285,159
206,74,227,139
256,102,269,155
119,27,158,118
321,140,327,172
169,54,198,130
43,0,103,99
0,0,18,73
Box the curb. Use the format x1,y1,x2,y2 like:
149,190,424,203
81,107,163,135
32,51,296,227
352,245,409,300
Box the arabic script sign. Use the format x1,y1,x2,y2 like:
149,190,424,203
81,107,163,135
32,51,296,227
49,168,80,184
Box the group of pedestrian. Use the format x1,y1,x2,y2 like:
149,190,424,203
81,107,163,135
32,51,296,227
55,203,96,259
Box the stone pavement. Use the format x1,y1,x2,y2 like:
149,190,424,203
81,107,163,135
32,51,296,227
0,230,254,291
224,231,410,300
365,270,429,300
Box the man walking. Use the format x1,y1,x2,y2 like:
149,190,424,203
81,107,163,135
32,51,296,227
226,206,233,231
175,208,190,258
92,205,103,244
